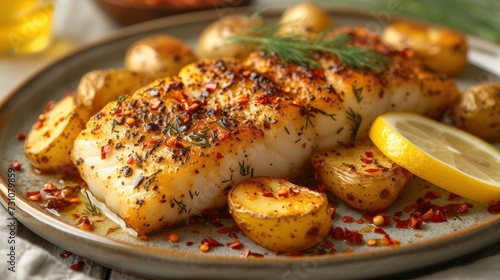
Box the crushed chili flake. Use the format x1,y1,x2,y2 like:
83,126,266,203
106,227,116,235
448,193,460,201
70,260,85,271
100,144,112,159
488,201,500,214
360,157,373,164
186,241,194,246
331,227,363,245
60,250,72,258
168,233,180,243
202,237,223,247
217,227,231,234
41,198,72,211
424,191,442,199
364,168,380,173
364,151,374,158
215,152,224,159
77,216,93,231
26,191,41,201
342,216,354,223
240,250,265,258
227,238,243,249
15,132,26,140
312,160,325,180
9,160,22,171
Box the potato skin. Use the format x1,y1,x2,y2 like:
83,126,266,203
279,2,332,35
382,21,468,76
228,177,331,253
25,95,91,173
450,83,500,142
311,140,412,211
196,15,262,60
76,68,156,115
125,35,197,78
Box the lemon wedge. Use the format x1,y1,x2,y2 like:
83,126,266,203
369,112,500,204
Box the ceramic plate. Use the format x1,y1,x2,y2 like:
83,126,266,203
1,6,500,280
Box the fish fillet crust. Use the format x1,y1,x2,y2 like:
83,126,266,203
72,28,460,234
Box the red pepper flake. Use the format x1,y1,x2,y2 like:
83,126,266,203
364,151,374,158
312,69,324,77
182,100,200,113
26,191,41,201
9,160,22,171
257,94,270,104
205,81,217,92
341,216,354,223
76,216,93,231
186,241,194,246
227,238,243,249
217,227,231,234
429,209,447,223
488,201,500,214
192,229,200,234
240,250,265,258
235,95,249,105
168,233,180,243
331,227,363,245
60,250,72,258
312,160,325,180
364,168,380,173
263,192,275,198
424,191,442,199
202,237,223,247
301,142,307,149
70,260,85,271
15,133,26,140
41,198,72,211
215,152,224,159
101,143,112,159
360,157,373,164
448,193,460,201
217,131,230,141
106,227,116,235
395,219,409,228
328,204,336,219
409,216,423,229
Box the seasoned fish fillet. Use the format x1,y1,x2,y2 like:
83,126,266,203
72,28,461,235
244,27,460,149
71,61,315,235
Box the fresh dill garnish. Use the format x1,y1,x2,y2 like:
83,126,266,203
83,191,101,216
346,107,362,143
173,197,188,214
300,105,336,129
187,127,211,147
228,20,390,70
116,95,128,107
352,85,364,103
238,160,253,177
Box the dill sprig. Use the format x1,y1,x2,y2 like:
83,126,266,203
83,191,101,216
228,22,390,71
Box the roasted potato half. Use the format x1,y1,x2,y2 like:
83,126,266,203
450,83,500,142
279,2,332,36
196,15,262,60
125,35,197,78
228,177,331,253
76,68,156,115
25,95,91,173
312,140,412,211
382,21,468,76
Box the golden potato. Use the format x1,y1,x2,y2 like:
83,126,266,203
279,2,332,36
125,35,197,78
25,95,91,173
228,177,331,253
382,21,468,76
311,140,412,211
196,15,262,60
76,68,156,115
450,83,500,142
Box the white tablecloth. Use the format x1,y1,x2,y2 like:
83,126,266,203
1,1,500,279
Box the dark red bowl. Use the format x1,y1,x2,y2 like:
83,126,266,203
93,0,254,26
